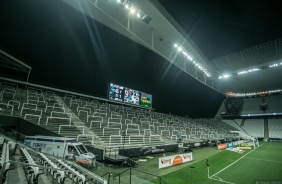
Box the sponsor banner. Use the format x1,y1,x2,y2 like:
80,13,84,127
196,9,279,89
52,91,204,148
227,142,233,147
159,152,193,169
119,144,178,157
217,143,227,150
226,147,244,153
183,141,208,148
269,139,282,142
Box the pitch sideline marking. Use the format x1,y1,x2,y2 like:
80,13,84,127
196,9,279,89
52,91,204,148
210,142,265,178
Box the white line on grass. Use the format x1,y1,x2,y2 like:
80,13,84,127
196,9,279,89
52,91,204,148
209,176,235,184
243,157,282,164
210,142,265,178
213,176,222,180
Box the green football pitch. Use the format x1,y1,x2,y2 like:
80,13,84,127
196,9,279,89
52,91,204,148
151,142,282,184
100,142,282,184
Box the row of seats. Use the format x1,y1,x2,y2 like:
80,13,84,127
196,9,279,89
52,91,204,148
39,153,88,184
20,148,43,184
0,142,10,183
39,153,67,184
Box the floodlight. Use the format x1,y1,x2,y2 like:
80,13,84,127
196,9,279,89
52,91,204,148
182,51,187,56
117,0,121,3
187,55,193,61
218,74,230,79
238,71,247,75
269,63,278,67
130,7,136,14
136,10,145,19
125,3,130,9
174,44,178,48
177,47,183,52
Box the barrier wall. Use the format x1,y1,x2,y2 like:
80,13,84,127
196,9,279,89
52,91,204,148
217,140,244,150
119,144,178,157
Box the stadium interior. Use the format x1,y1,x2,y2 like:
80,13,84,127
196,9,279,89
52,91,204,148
0,0,282,184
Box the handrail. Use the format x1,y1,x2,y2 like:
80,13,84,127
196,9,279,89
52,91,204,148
100,172,111,184
112,168,131,179
24,114,41,125
112,167,168,184
46,116,71,126
76,134,95,145
58,125,85,134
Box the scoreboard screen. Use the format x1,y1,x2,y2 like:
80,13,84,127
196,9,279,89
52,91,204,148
140,92,152,108
108,83,152,108
124,87,140,105
109,83,124,102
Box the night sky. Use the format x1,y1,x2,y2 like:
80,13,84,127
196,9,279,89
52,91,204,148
0,0,281,118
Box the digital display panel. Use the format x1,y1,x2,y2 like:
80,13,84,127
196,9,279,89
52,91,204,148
108,83,152,108
109,83,124,102
140,92,152,108
124,88,140,105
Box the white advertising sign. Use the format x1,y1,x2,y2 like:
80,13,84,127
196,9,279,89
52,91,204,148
158,152,193,169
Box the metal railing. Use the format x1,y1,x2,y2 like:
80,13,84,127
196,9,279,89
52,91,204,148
58,125,85,135
113,167,167,184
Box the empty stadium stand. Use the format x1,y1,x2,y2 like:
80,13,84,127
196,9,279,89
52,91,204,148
0,80,242,162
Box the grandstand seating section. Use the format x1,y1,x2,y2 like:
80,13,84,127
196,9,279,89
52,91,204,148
0,135,103,184
241,97,262,114
0,82,239,150
269,119,282,138
240,95,282,115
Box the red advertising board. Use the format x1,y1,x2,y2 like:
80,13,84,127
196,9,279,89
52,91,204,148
217,143,227,150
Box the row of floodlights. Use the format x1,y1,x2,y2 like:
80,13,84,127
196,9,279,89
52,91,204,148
219,62,282,80
174,44,212,77
226,89,282,97
116,0,152,24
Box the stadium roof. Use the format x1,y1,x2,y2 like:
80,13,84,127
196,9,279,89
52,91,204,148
61,0,282,95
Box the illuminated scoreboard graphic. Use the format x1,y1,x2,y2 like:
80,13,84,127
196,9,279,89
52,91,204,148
140,93,152,108
109,83,124,102
108,83,152,108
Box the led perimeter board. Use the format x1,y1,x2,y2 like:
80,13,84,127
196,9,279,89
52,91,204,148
108,83,152,108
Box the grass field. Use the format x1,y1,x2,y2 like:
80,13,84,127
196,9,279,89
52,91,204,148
151,142,282,184
92,142,282,183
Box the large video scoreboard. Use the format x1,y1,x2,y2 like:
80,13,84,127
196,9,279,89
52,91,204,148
108,83,152,108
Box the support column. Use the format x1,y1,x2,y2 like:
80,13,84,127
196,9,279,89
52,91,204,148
264,118,269,140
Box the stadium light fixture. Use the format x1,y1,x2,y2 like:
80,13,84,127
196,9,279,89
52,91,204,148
115,0,152,24
237,68,260,75
218,74,231,79
187,55,193,61
173,43,212,77
130,7,136,14
177,47,183,52
269,63,278,68
125,3,130,9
